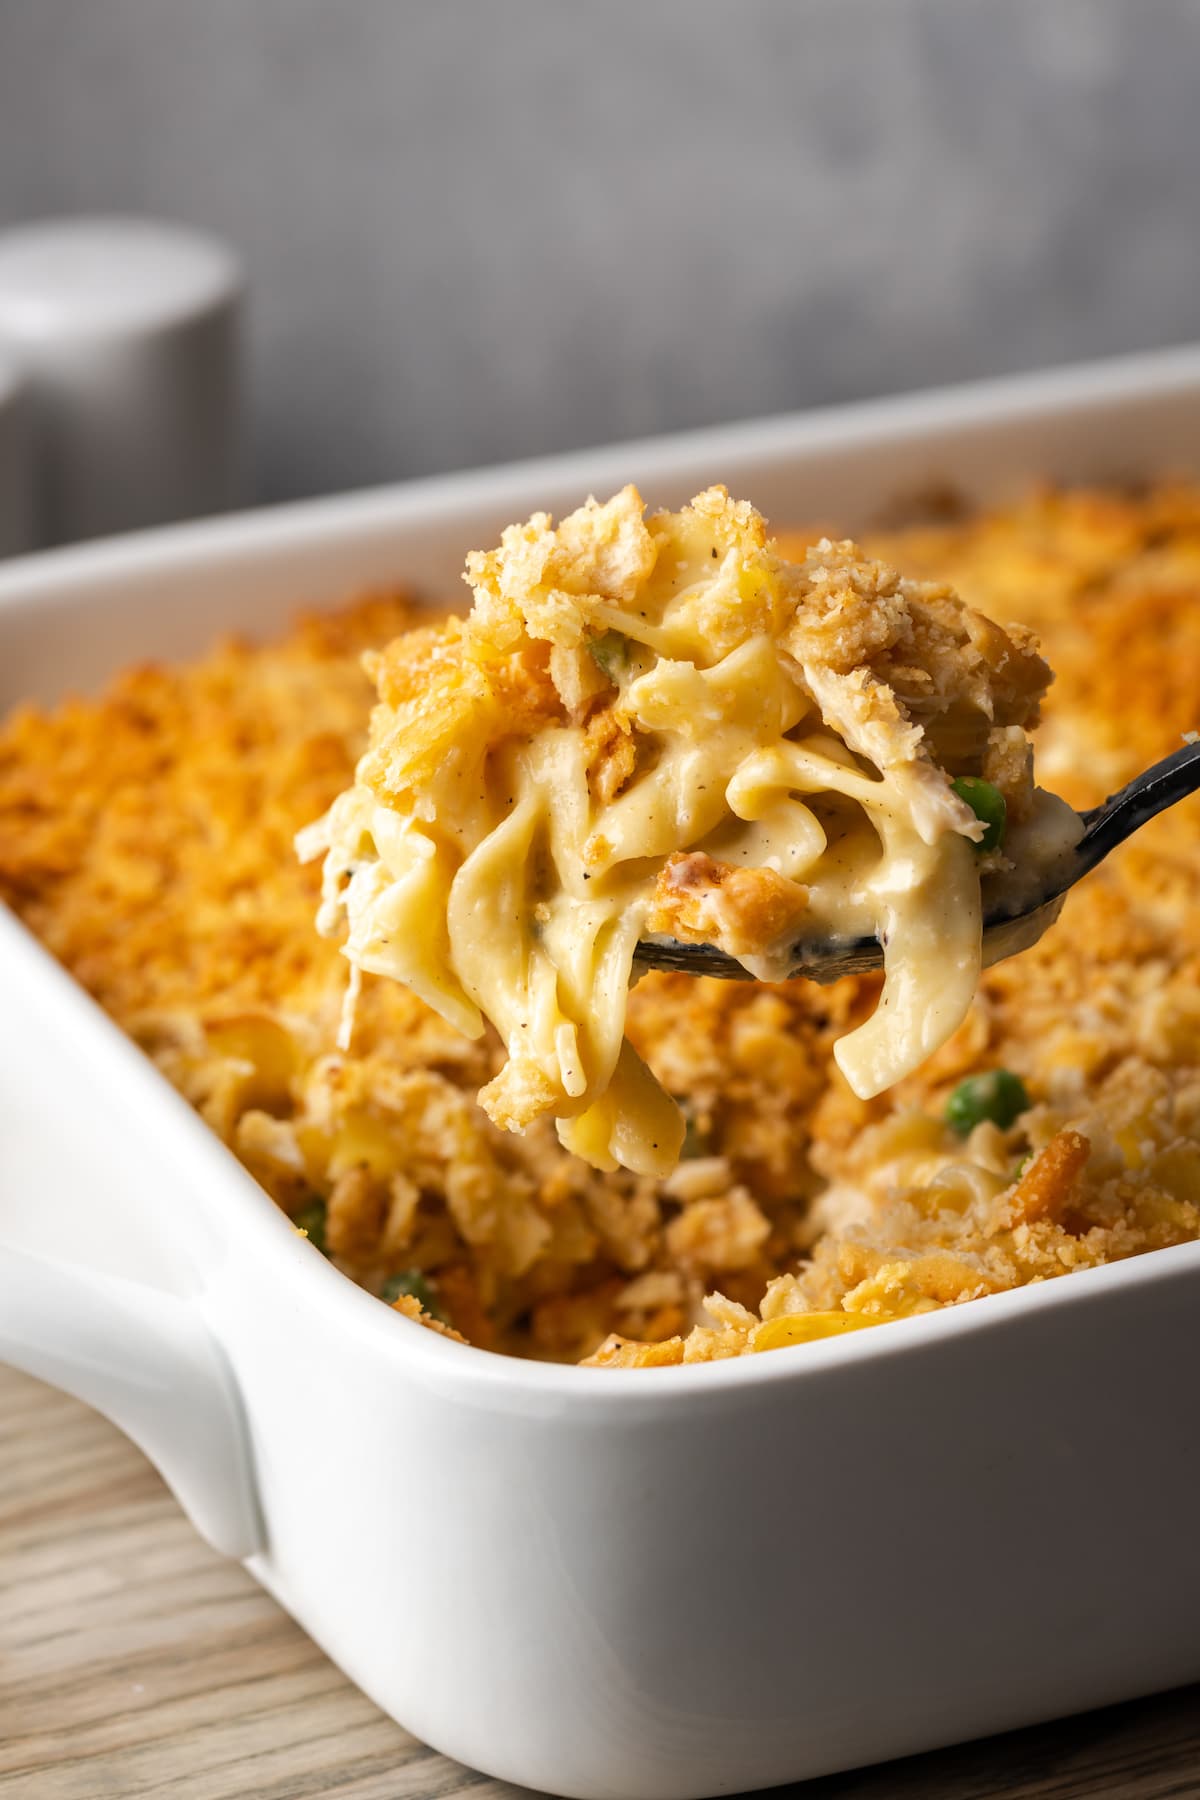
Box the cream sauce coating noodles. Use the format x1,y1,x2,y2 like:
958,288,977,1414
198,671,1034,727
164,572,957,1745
299,485,1054,1175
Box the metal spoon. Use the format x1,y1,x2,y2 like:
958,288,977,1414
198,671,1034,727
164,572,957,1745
633,739,1200,985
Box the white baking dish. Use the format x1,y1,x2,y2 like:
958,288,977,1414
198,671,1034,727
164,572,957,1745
3,347,1200,1800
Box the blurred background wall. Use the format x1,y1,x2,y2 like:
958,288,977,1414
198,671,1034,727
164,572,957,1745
1,0,1196,504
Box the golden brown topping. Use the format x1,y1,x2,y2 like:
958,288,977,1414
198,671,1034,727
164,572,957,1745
390,1291,469,1343
647,852,809,957
996,1128,1091,1229
3,481,1200,1364
583,1332,687,1369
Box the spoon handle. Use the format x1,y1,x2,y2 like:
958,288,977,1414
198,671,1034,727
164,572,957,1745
1076,738,1200,875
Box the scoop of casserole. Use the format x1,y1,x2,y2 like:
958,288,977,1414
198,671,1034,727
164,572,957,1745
300,483,1056,1177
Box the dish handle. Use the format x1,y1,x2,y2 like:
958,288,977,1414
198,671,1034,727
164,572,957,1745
0,1243,265,1559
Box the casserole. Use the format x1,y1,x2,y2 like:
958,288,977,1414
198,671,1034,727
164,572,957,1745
3,346,1200,1799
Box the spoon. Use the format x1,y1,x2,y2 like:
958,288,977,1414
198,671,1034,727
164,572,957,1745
634,739,1200,985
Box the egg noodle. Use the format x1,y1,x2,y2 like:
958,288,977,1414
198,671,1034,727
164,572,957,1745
301,485,1054,1176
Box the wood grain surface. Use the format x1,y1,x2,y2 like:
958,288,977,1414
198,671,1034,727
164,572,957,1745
3,1362,1199,1800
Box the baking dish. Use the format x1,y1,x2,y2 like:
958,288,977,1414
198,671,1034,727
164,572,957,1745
3,346,1200,1800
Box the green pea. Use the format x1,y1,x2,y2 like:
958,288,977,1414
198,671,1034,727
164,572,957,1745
587,630,629,683
951,776,1007,853
382,1268,445,1321
293,1200,328,1253
945,1070,1030,1137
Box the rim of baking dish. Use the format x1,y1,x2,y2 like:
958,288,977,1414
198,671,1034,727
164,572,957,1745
3,340,1200,615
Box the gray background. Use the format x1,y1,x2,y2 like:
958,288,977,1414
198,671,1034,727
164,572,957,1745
1,0,1197,504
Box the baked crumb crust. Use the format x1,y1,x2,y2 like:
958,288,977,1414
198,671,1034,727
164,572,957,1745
3,482,1200,1361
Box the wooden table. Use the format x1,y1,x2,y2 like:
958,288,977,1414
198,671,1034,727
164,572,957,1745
3,1364,1199,1800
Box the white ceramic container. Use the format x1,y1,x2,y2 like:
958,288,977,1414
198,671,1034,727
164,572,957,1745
0,217,243,546
2,348,1200,1800
0,349,34,557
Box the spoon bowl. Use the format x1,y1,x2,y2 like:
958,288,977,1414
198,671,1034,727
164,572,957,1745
634,739,1200,984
